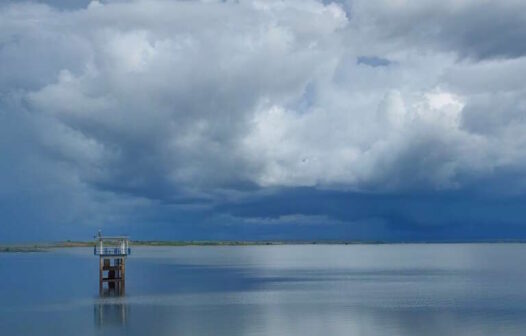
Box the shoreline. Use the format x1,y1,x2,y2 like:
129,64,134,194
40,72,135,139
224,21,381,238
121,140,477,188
2,239,526,252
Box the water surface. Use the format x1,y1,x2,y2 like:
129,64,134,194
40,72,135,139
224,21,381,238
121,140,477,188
1,244,526,335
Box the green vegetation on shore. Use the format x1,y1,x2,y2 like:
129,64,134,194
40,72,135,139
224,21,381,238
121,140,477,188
131,240,286,246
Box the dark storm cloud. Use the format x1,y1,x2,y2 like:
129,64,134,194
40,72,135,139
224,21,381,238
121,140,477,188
357,56,391,67
350,0,526,60
215,187,526,241
1,0,526,241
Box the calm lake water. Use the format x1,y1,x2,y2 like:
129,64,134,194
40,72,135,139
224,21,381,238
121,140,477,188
1,244,526,335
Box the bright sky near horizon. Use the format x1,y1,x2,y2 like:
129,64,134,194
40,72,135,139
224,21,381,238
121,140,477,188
1,0,526,242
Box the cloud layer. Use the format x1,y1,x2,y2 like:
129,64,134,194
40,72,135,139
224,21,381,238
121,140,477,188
1,0,526,241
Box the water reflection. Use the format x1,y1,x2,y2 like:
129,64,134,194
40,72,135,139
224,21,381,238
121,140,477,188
94,300,128,327
3,245,526,335
94,288,128,329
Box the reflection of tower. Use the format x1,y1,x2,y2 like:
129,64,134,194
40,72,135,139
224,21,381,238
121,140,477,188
94,300,128,327
94,232,131,296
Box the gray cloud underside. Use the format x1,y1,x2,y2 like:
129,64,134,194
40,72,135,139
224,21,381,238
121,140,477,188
1,0,526,240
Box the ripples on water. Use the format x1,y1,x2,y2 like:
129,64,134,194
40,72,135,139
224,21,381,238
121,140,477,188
1,244,526,335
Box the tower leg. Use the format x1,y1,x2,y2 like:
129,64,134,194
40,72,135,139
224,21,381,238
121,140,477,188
122,258,126,296
99,257,103,295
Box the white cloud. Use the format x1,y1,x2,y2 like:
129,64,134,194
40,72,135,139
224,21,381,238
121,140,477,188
2,0,526,237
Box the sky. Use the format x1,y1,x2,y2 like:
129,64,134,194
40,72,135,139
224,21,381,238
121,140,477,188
1,0,526,242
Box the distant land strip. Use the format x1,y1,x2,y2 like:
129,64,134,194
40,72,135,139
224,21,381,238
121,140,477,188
2,239,526,252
